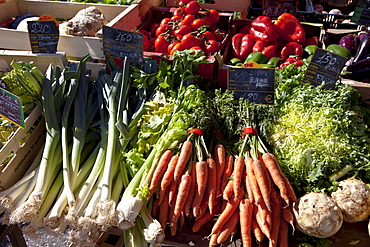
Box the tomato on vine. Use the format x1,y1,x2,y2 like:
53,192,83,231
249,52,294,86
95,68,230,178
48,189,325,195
204,39,219,55
207,9,220,24
154,35,171,53
181,14,196,26
184,1,200,15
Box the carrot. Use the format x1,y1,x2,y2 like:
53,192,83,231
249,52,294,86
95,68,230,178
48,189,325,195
233,156,245,199
159,154,179,204
168,179,179,207
252,159,272,212
207,157,217,214
158,186,170,230
192,198,222,232
192,160,208,218
172,174,192,224
211,190,244,235
246,160,263,205
230,221,239,242
244,158,254,203
262,153,290,203
198,188,211,219
174,140,193,181
151,196,160,219
209,233,218,247
282,203,295,234
148,149,173,199
217,208,240,244
283,175,298,203
239,198,253,247
255,200,272,241
222,177,234,201
252,205,265,243
214,144,226,197
269,189,282,247
221,154,234,193
278,214,289,247
184,161,197,217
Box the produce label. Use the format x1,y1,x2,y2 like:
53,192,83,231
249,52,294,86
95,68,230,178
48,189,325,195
228,67,275,104
351,0,370,25
103,26,144,64
0,88,25,129
27,21,59,54
262,0,298,16
303,48,348,88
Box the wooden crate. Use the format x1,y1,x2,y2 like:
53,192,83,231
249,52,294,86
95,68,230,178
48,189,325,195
0,105,45,192
0,0,142,60
165,0,250,13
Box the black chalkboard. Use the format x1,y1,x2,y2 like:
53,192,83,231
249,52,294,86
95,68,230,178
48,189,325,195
28,21,59,54
303,48,348,88
262,0,298,16
0,88,25,129
103,26,144,64
351,0,370,25
0,79,10,92
228,67,275,104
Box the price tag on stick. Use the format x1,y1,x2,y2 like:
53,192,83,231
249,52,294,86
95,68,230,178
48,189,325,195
103,26,144,64
228,67,275,104
0,88,25,129
302,48,348,88
28,21,59,54
351,0,370,26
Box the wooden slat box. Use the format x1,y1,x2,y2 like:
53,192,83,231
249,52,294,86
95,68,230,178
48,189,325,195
0,0,142,60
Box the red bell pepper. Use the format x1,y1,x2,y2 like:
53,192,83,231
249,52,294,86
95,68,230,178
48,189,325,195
252,40,279,60
274,13,306,44
304,36,319,47
280,42,303,61
250,16,278,43
231,33,255,61
279,56,303,69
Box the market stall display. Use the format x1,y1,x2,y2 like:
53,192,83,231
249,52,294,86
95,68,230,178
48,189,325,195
0,0,370,246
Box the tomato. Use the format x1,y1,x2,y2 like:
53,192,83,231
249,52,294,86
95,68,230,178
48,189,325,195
204,40,220,55
155,24,170,37
160,18,171,26
173,7,185,18
179,0,192,5
167,41,180,54
143,35,149,51
191,18,207,30
201,31,215,41
181,34,199,49
207,9,220,24
184,1,200,15
154,35,171,53
150,23,159,37
137,30,150,39
174,23,192,36
170,42,186,55
212,30,226,42
181,14,196,26
202,16,213,27
190,46,204,51
171,15,183,22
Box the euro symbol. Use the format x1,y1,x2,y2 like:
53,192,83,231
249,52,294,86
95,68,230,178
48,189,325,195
265,94,273,103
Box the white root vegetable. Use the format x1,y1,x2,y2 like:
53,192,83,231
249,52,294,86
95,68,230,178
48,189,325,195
293,192,343,238
331,178,370,223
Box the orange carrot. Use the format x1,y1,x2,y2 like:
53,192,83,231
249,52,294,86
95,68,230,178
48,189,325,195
246,161,263,205
244,157,254,203
282,203,295,234
283,175,298,203
239,198,253,247
233,156,245,199
209,233,218,247
211,190,244,235
255,201,272,241
221,154,234,193
252,205,265,243
148,149,173,199
193,210,214,232
222,177,234,201
278,214,289,247
158,187,170,230
172,174,192,224
198,188,211,219
192,160,208,217
207,157,217,214
252,159,272,212
262,152,289,205
184,162,197,217
159,155,179,204
269,189,282,247
217,208,240,244
168,179,179,207
174,140,193,181
214,144,226,197
151,196,160,219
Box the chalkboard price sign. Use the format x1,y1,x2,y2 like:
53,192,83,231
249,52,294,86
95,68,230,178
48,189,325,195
103,26,144,64
228,67,275,104
262,0,298,16
28,21,59,54
303,48,348,88
0,88,25,129
351,0,370,25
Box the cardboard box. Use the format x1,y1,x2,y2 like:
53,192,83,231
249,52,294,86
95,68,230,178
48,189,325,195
0,0,142,60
